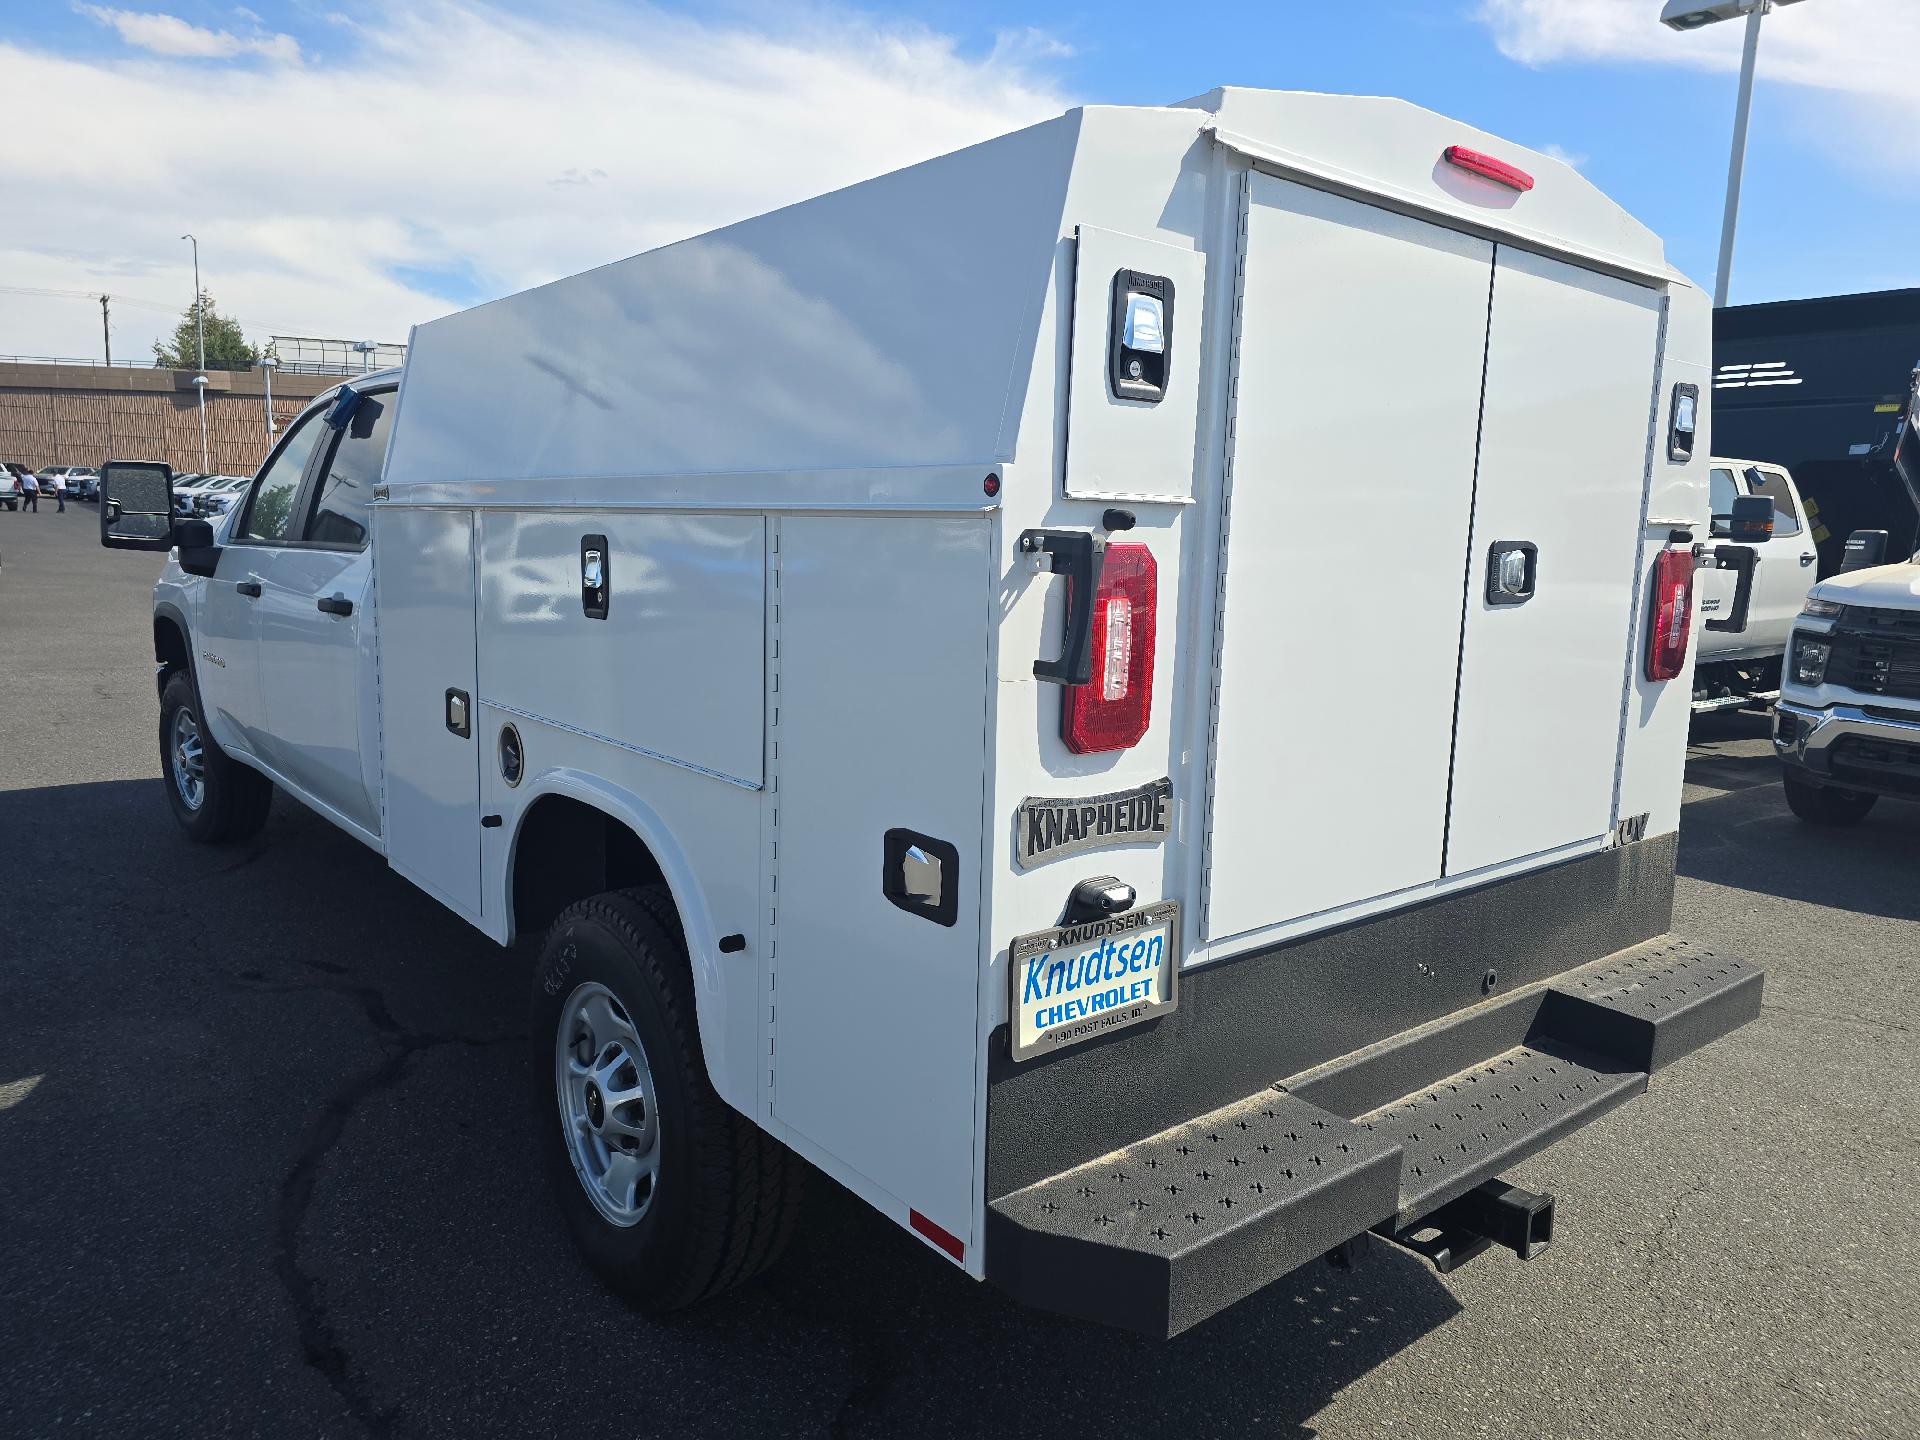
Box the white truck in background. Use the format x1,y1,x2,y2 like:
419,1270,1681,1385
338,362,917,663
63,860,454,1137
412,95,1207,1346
1692,457,1819,713
100,88,1761,1339
1774,530,1920,823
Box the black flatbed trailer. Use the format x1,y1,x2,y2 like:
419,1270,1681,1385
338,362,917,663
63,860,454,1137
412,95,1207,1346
1715,288,1920,575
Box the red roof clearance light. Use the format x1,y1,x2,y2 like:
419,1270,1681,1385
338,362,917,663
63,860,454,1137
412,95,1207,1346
1443,145,1535,193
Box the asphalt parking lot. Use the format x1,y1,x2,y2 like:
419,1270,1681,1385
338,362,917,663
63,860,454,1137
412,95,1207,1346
2,506,1916,1439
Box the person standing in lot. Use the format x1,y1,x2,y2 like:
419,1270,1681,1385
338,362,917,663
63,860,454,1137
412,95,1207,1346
51,471,65,512
19,470,37,512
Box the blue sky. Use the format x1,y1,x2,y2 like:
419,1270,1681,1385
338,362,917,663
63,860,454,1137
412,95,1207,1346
2,1,1913,359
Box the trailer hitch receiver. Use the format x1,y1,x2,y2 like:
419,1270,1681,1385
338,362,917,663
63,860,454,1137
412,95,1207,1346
1381,1179,1555,1273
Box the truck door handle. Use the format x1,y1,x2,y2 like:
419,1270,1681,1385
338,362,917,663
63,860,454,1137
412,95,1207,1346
317,594,354,616
1801,553,1816,566
234,580,262,598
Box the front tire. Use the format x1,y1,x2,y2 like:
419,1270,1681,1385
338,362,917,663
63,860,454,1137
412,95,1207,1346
158,669,272,843
1782,769,1877,826
530,886,804,1312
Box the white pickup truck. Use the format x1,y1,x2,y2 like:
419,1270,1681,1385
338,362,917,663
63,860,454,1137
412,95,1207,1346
1692,457,1819,713
1774,534,1920,823
99,87,1761,1338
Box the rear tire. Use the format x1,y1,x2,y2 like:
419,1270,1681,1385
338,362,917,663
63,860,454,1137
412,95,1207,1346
158,669,272,843
530,885,805,1312
1782,769,1877,826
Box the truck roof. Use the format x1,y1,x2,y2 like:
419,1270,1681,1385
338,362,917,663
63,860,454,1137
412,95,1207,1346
386,89,1681,498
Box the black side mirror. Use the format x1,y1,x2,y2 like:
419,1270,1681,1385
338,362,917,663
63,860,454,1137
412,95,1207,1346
1729,494,1774,543
99,460,175,551
172,518,222,577
1841,529,1889,573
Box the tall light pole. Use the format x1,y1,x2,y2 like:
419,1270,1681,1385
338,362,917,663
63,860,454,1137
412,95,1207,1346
182,232,210,471
1662,0,1809,308
259,354,278,443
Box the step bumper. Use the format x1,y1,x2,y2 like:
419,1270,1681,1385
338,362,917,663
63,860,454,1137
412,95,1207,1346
984,939,1761,1338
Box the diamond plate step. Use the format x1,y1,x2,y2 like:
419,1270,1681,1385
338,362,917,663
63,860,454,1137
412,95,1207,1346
1357,1042,1645,1227
986,1088,1400,1339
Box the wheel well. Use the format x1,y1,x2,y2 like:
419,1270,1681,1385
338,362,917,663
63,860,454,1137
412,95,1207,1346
154,615,190,698
512,794,669,941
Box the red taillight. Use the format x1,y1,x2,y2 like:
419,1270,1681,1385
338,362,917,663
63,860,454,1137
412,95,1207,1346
1443,144,1535,193
1646,547,1695,682
1063,543,1156,753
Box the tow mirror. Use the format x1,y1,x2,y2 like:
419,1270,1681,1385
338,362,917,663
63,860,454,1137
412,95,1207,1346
1728,494,1774,543
173,517,222,578
1841,529,1889,573
98,460,175,551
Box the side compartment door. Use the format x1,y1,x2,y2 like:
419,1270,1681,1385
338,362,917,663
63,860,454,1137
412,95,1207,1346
1442,248,1664,875
771,516,990,1244
375,506,483,919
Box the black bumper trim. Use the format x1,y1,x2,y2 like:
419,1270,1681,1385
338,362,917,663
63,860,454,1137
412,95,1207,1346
985,937,1760,1338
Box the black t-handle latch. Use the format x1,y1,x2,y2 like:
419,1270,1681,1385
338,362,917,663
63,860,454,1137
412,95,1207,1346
1020,529,1105,686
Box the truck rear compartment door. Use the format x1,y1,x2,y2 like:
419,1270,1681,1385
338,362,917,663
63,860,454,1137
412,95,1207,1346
1442,249,1662,875
1205,174,1494,942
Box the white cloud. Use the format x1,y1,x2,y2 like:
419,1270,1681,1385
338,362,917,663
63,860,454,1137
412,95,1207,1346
3,2,1069,360
75,5,301,63
1477,0,1920,174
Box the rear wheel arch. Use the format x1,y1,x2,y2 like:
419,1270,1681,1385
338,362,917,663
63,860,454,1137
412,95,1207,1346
506,777,741,1107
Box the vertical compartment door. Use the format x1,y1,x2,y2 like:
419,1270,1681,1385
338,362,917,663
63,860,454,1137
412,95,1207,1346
1205,175,1494,942
375,506,483,920
1443,248,1664,876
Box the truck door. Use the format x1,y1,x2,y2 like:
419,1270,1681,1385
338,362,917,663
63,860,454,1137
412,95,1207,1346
197,406,333,759
254,387,393,836
1740,465,1818,656
1441,248,1663,876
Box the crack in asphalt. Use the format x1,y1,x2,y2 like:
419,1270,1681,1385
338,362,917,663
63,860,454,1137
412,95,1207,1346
1760,1000,1913,1036
231,961,517,1438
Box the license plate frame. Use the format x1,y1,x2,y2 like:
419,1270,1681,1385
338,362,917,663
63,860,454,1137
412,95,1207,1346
1007,900,1180,1063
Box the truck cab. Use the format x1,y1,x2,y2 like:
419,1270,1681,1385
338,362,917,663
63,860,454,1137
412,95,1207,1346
1693,457,1818,712
1774,541,1920,823
145,373,396,845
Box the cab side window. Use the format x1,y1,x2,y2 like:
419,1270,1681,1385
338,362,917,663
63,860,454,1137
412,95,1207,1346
1746,468,1803,537
1708,467,1737,538
238,410,327,542
304,391,393,550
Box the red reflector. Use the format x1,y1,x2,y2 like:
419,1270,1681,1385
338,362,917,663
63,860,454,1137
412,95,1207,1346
909,1209,964,1263
1443,145,1535,193
1646,548,1694,682
1062,543,1157,754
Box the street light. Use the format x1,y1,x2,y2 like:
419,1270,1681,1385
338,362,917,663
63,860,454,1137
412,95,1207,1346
258,354,279,443
1661,0,1810,308
181,233,210,471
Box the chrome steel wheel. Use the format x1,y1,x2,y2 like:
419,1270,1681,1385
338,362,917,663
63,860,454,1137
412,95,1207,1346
556,982,660,1227
170,705,206,812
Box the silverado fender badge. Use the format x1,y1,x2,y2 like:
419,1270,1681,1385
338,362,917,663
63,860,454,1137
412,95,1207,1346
1015,777,1171,871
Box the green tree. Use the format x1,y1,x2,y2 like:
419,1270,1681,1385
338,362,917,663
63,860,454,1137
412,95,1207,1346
153,291,259,371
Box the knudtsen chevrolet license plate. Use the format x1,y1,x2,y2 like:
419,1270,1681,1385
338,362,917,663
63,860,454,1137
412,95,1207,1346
1007,901,1179,1062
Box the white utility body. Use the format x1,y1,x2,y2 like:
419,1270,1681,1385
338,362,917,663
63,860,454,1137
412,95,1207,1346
105,88,1762,1338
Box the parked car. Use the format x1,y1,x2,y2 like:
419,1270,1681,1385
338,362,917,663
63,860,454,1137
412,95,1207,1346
192,475,252,517
97,87,1762,1341
1774,532,1920,823
1692,457,1820,713
170,475,213,516
0,470,19,511
68,466,100,500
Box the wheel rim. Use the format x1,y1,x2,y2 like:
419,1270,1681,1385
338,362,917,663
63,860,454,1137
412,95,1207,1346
170,706,206,811
555,981,660,1227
